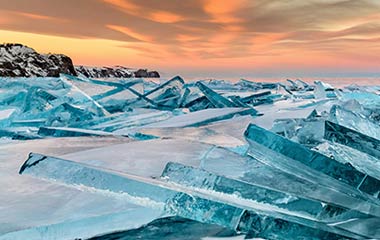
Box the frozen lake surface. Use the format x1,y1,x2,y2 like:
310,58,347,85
1,75,380,239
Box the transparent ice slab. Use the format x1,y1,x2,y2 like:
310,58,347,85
38,126,117,138
162,162,364,221
195,82,237,108
19,153,354,239
245,124,380,198
0,127,40,140
315,141,380,198
271,118,325,145
324,120,380,160
329,105,380,140
17,153,248,232
198,145,380,218
162,162,380,238
141,76,185,109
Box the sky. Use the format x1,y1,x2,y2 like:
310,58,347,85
1,0,380,79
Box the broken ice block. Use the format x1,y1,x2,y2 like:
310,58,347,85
38,126,116,138
162,162,380,238
162,162,367,223
19,153,353,239
140,76,184,109
239,91,271,104
325,120,380,159
315,141,380,198
244,124,380,198
17,153,251,231
329,105,380,140
196,146,380,218
314,81,336,99
0,127,40,140
195,82,237,108
271,118,325,146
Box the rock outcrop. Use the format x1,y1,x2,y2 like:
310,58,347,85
75,66,133,78
0,43,77,77
0,43,160,78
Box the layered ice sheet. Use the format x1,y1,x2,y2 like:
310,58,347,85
1,75,380,239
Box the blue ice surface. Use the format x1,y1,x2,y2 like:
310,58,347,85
1,75,380,239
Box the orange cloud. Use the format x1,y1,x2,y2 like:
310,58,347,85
16,12,54,20
203,0,248,23
103,0,139,12
107,25,153,42
148,11,184,23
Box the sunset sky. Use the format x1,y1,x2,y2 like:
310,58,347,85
1,0,380,78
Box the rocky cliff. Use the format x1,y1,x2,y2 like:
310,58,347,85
0,43,160,78
0,43,77,77
75,66,160,78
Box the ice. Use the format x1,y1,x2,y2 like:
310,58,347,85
19,154,353,239
198,145,380,214
38,126,116,137
325,120,380,159
195,82,237,108
162,162,365,222
245,124,380,198
315,141,380,197
329,104,380,140
0,137,149,238
1,76,380,238
15,153,249,232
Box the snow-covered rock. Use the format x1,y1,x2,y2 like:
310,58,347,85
75,66,160,78
0,43,76,77
0,43,161,78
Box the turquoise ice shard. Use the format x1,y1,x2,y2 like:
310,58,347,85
162,163,380,239
38,126,115,137
18,154,353,239
199,145,380,218
314,81,336,99
161,162,367,223
239,91,271,104
143,76,185,109
0,127,40,140
325,120,380,159
314,141,380,198
270,117,325,145
195,82,237,108
244,124,380,198
18,153,244,231
329,104,380,140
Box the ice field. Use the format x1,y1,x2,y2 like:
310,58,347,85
1,75,380,239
